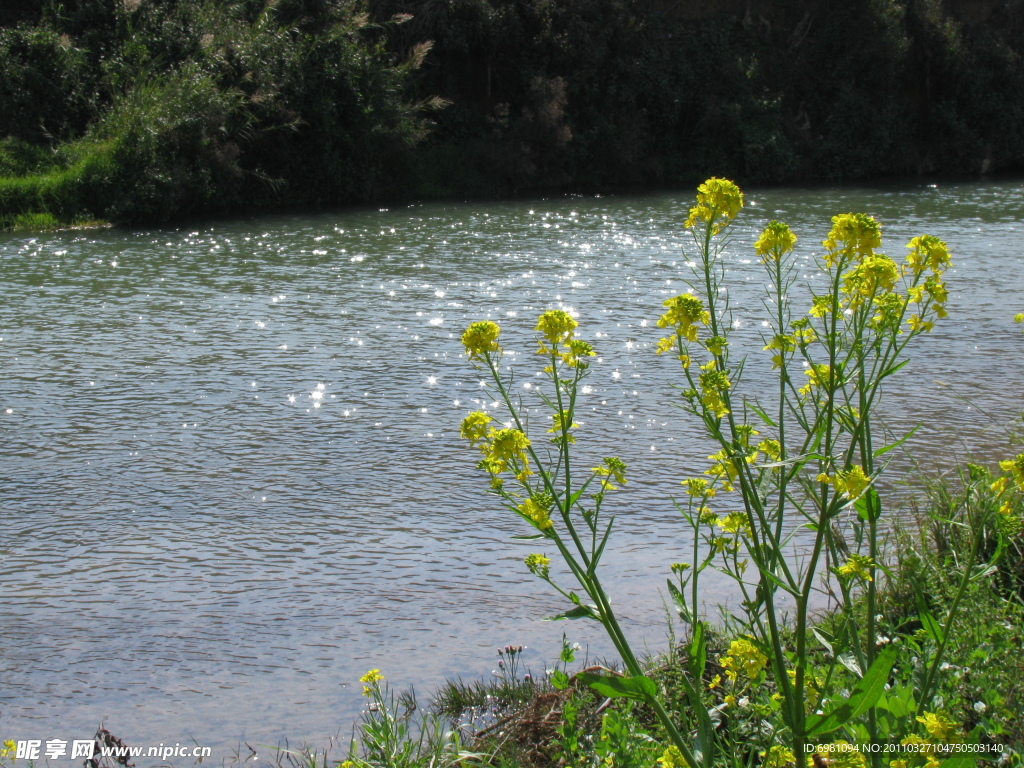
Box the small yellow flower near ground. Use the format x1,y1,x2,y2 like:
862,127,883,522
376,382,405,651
761,745,796,768
708,674,721,689
916,711,960,743
658,746,687,768
685,177,744,233
461,321,501,360
719,637,767,681
837,553,874,582
828,741,868,768
723,694,737,707
999,454,1024,491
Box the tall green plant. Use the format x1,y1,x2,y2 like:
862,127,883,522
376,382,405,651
457,178,1017,767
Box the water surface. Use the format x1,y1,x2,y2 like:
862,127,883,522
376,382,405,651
2,181,1023,756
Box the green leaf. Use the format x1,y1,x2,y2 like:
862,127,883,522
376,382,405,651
551,669,570,690
689,621,707,681
915,585,945,645
812,628,834,656
667,579,692,624
806,644,899,736
855,487,881,522
575,671,656,700
510,534,545,540
544,605,599,621
874,424,920,458
747,401,778,428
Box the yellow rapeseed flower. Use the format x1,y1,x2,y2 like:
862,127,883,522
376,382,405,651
658,746,687,768
822,213,881,266
719,637,767,681
916,711,959,743
906,234,951,277
717,512,750,536
685,177,744,233
462,321,501,360
837,553,874,582
754,221,796,261
658,293,710,342
460,411,493,447
536,309,578,346
833,465,870,499
760,746,796,768
999,454,1024,491
359,668,384,696
519,497,553,530
524,553,551,578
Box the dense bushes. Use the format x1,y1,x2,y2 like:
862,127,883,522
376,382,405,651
3,0,1024,228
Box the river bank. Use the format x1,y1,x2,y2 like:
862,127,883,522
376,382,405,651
4,0,1024,230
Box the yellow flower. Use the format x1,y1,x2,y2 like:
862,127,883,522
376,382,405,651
536,309,578,346
658,293,710,342
842,254,899,306
708,674,721,689
683,477,714,498
822,213,881,266
593,456,628,491
799,364,833,397
685,177,744,233
1,741,15,758
761,746,796,768
658,746,687,768
757,439,782,461
906,234,951,277
519,497,553,530
461,321,501,360
524,553,551,578
548,410,580,443
916,711,960,743
670,562,691,575
487,428,531,473
717,512,750,536
460,411,493,447
763,333,796,368
359,668,384,696
698,360,732,418
999,454,1024,491
754,221,797,261
719,637,767,681
837,553,874,582
907,315,935,333
833,465,870,499
723,694,737,707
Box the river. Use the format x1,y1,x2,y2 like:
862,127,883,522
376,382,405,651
2,180,1023,757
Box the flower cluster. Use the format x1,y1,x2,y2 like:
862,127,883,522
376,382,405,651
524,552,551,579
837,553,875,582
518,496,553,530
754,221,797,262
460,411,532,487
822,213,882,266
461,320,501,360
684,177,744,233
657,293,710,346
718,637,768,682
359,668,384,697
535,309,594,368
